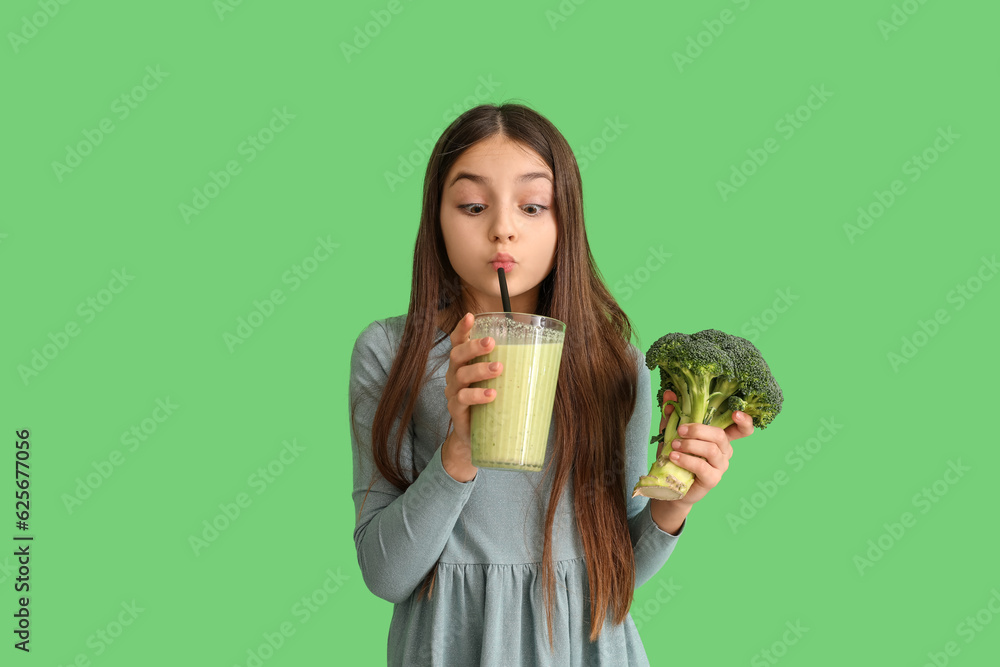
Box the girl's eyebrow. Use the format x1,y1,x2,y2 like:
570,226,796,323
448,171,552,188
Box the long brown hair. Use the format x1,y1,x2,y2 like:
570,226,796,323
353,102,640,649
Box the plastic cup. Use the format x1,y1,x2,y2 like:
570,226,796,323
469,312,566,471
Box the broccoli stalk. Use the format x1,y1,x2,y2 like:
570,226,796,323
633,331,783,502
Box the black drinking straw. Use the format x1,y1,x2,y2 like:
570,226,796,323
497,267,512,315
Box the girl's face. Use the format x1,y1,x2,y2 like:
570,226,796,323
439,135,558,316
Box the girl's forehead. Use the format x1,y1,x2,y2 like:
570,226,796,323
446,159,553,190
454,137,548,168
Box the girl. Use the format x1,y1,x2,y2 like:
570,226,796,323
349,103,754,666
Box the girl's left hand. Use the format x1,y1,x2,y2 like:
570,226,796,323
660,390,755,506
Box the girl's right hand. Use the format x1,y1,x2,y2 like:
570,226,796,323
442,312,503,479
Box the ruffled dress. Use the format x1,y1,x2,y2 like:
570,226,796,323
349,315,685,666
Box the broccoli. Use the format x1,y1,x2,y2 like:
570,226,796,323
633,329,784,501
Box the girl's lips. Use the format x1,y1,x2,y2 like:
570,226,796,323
490,261,514,272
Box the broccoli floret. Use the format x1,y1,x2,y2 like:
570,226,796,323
644,333,735,427
634,329,784,501
691,329,783,430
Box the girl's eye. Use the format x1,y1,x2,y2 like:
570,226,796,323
458,204,549,216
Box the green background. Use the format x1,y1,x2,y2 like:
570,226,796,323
3,0,998,665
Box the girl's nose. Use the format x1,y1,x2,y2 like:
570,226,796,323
490,206,517,242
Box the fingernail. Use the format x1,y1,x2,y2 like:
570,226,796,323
735,411,744,421
489,362,500,371
671,439,682,450
670,451,680,460
485,388,495,397
677,425,688,435
481,337,491,347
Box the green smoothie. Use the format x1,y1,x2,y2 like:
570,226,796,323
470,340,564,471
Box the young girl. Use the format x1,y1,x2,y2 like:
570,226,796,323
350,103,754,666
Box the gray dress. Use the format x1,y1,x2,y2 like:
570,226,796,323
349,315,686,666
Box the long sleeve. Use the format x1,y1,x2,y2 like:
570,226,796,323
349,320,479,604
624,342,686,589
